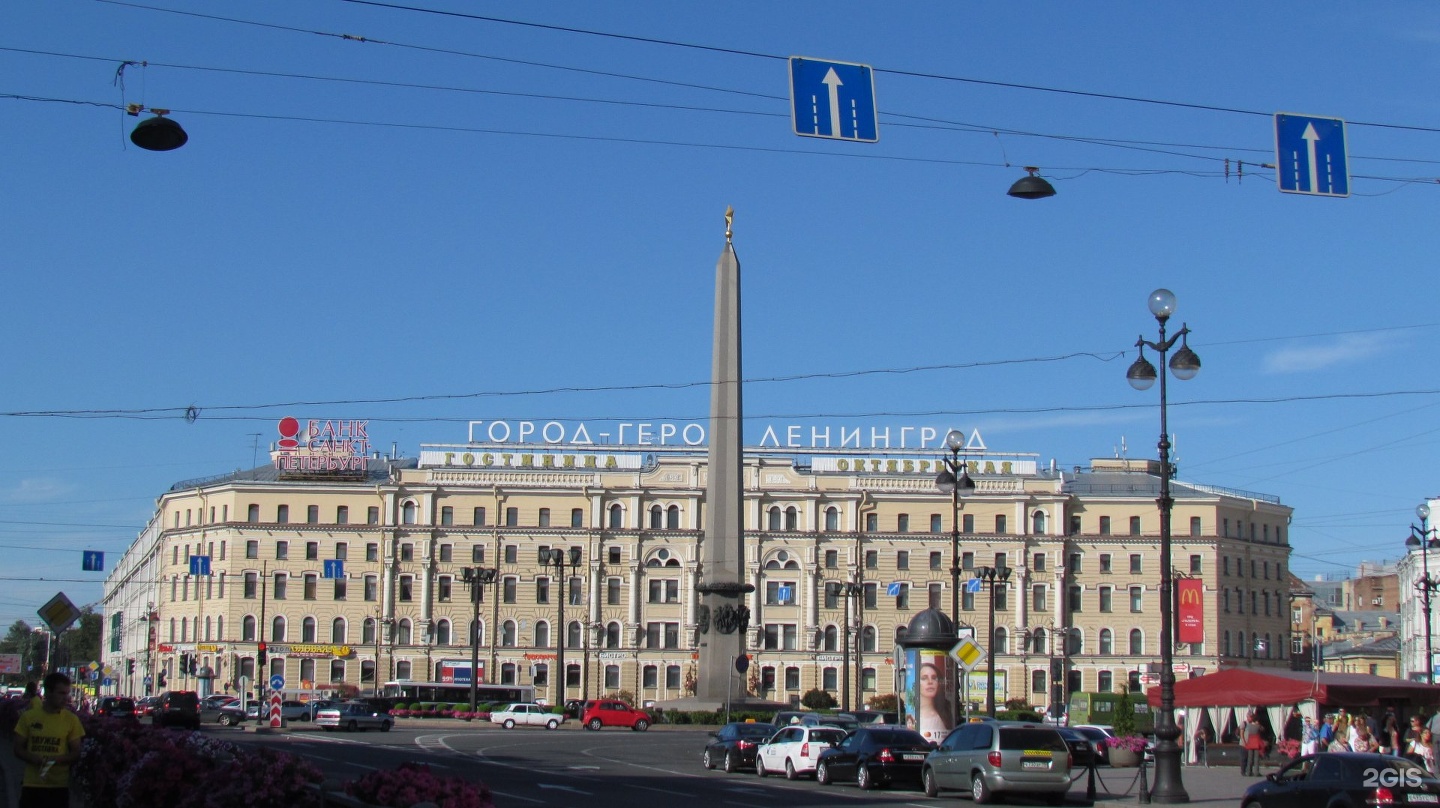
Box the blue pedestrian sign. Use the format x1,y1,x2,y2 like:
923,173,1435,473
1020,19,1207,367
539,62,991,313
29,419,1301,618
188,555,211,576
270,674,285,691
790,56,878,142
1275,113,1349,197
323,559,344,579
886,581,903,597
965,578,983,594
81,551,104,572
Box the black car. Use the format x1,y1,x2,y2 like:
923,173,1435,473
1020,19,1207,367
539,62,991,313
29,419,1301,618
95,697,136,720
816,725,932,790
1056,727,1097,769
702,722,779,773
153,690,200,730
1242,753,1440,808
1071,726,1112,765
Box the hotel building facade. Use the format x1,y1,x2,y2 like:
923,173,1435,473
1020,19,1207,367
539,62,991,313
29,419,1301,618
101,420,1294,712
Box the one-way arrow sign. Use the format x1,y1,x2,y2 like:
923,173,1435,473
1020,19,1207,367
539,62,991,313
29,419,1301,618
1275,113,1349,197
790,57,878,142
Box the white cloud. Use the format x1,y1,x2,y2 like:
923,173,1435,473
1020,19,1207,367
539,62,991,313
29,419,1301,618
1262,333,1393,374
0,478,76,504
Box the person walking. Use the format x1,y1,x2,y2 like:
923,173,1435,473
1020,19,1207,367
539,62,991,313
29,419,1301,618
1319,714,1336,750
13,671,86,808
1301,716,1321,756
1412,729,1438,775
1380,712,1401,755
1243,712,1266,776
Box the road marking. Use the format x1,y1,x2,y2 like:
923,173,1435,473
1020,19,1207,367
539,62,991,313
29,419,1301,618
538,783,591,795
487,789,545,804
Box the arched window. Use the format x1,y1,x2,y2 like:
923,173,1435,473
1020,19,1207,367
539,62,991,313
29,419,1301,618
605,622,621,649
1098,670,1114,692
535,621,550,648
768,507,781,531
330,660,345,683
396,660,411,680
666,505,680,530
271,616,286,642
861,625,877,652
825,507,839,532
608,504,623,529
649,506,663,530
331,617,346,644
1032,668,1046,694
435,620,451,646
1099,628,1113,655
242,615,256,642
568,621,582,648
402,501,417,524
362,618,376,645
502,620,517,647
1068,630,1082,655
996,627,1009,654
1129,628,1144,655
1032,510,1046,535
785,507,798,531
1032,630,1046,655
824,625,838,651
398,618,412,645
302,616,317,643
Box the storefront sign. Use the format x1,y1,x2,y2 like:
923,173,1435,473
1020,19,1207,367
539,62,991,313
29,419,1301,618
268,644,352,659
1177,578,1205,644
459,420,989,451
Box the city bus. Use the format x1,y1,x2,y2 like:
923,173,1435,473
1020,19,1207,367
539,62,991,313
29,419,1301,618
381,681,536,706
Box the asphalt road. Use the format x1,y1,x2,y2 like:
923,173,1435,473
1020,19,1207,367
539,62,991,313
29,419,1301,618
215,723,985,808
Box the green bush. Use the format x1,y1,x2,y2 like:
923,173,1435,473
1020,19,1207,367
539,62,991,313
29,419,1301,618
997,710,1044,722
801,689,837,710
1113,690,1137,737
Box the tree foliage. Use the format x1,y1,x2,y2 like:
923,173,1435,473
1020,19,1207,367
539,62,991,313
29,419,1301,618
801,688,836,709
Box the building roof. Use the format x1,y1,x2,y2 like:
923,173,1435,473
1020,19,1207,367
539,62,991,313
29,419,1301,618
1327,610,1400,631
1325,635,1401,658
167,457,416,492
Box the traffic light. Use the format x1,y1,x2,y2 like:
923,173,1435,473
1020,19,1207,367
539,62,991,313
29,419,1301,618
257,642,267,667
189,656,199,676
127,659,135,675
180,653,190,675
157,669,167,688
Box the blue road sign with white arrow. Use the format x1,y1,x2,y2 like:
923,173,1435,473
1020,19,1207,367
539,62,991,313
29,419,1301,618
886,581,903,596
323,559,344,579
1275,113,1349,197
966,578,984,594
189,555,211,576
81,551,104,572
790,56,878,142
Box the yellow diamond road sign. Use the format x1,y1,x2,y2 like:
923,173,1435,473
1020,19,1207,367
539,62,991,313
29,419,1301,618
951,637,986,671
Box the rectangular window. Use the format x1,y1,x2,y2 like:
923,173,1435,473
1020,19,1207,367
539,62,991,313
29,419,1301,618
930,551,942,571
1130,554,1142,574
441,506,454,526
1130,515,1142,535
277,505,289,524
335,542,348,561
895,583,910,609
504,545,517,565
503,577,517,604
247,504,260,523
1033,553,1046,572
928,582,943,610
963,590,975,611
1190,516,1202,536
962,551,974,570
1099,516,1111,535
607,577,621,605
863,583,877,609
865,513,878,532
1130,586,1143,612
537,577,550,604
306,505,319,524
400,543,414,562
896,550,909,570
246,540,258,559
608,546,621,565
1069,553,1082,574
275,541,289,560
364,575,377,602
337,505,349,524
274,573,287,600
962,514,974,533
995,514,1007,534
474,507,486,526
995,585,1008,611
1099,586,1112,612
930,514,942,532
648,580,679,603
571,508,584,528
1099,553,1111,573
438,577,452,602
399,575,413,601
782,625,796,651
306,541,318,561
897,514,909,532
865,550,878,570
243,572,258,599
763,624,780,650
303,573,317,600
765,580,797,605
825,550,838,569
1068,585,1082,612
1032,584,1047,612
366,543,378,562
505,507,518,527
994,552,1006,569
642,666,658,689
538,508,550,527
333,577,347,600
367,506,379,525
1190,554,1202,575
1069,515,1082,535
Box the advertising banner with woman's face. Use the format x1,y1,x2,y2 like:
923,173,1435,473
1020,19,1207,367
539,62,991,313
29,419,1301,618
904,648,955,745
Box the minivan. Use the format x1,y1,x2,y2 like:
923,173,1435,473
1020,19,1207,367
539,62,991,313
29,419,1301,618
922,721,1072,804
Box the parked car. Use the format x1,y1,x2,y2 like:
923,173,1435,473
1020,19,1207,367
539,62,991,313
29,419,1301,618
304,699,336,721
703,722,778,773
199,694,238,711
842,710,902,725
95,697,136,720
1056,726,1097,769
815,725,931,790
214,700,260,726
135,695,162,718
316,701,394,733
1242,753,1440,808
153,690,201,730
564,699,588,719
1071,725,1113,765
756,724,848,780
922,721,1072,804
581,699,651,731
490,703,565,730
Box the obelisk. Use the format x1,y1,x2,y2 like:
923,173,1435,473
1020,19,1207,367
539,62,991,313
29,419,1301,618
695,207,752,704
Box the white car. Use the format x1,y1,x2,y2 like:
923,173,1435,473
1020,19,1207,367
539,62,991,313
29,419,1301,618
490,703,565,730
755,724,849,780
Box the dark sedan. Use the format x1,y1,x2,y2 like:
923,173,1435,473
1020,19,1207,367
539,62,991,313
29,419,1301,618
1071,726,1111,765
816,726,932,790
1057,727,1097,769
702,722,778,773
1241,753,1440,808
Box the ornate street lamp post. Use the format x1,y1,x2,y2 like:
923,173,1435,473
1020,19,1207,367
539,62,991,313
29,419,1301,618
974,565,1011,717
1407,504,1440,683
539,547,584,707
461,567,498,713
937,428,976,722
1126,287,1201,804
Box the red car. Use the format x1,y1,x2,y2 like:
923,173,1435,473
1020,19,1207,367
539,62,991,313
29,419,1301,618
581,699,652,731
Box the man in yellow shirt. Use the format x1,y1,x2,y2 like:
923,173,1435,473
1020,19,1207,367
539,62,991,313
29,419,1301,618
13,672,85,808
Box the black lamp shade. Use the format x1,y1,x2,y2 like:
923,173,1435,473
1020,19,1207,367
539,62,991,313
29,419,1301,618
130,116,188,151
1007,173,1056,199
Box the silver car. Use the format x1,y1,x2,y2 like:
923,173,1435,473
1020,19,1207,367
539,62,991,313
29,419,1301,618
316,701,394,732
923,722,1072,804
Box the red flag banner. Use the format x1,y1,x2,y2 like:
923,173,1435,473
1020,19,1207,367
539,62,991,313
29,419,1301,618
1177,578,1205,644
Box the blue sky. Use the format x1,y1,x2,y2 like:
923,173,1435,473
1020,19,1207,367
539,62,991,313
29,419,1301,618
3,1,1438,629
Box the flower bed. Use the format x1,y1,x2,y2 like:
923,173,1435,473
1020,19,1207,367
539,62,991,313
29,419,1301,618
1101,735,1150,754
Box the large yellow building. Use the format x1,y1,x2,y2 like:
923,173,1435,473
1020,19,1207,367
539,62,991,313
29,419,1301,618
101,419,1294,712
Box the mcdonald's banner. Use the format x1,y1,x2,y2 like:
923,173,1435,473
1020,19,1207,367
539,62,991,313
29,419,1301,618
1177,578,1205,644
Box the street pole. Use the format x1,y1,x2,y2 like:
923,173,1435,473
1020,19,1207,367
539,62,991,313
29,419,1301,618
1127,287,1201,804
1408,504,1437,683
462,567,497,712
936,428,975,726
976,565,1010,717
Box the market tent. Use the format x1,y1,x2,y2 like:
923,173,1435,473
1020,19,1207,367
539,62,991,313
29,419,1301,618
1145,668,1440,709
